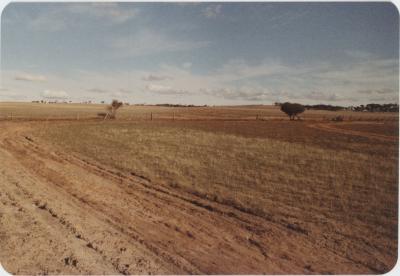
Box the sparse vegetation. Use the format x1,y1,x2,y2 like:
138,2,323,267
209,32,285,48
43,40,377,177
34,118,398,265
332,115,344,122
1,103,398,274
1,102,398,122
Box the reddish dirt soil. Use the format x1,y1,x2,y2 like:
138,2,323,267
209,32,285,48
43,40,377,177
0,121,397,274
308,122,398,143
122,120,397,156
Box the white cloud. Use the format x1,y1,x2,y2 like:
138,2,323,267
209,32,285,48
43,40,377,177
145,84,187,95
264,10,310,30
111,30,210,57
151,56,397,104
2,54,397,105
119,88,133,94
142,74,171,81
203,5,222,18
313,58,398,88
182,62,192,69
15,73,47,82
376,88,395,94
204,56,398,104
358,88,395,95
215,59,291,82
303,91,345,102
27,3,138,32
203,86,285,102
344,50,374,60
67,3,138,24
146,84,171,92
87,88,108,94
29,14,67,32
42,90,69,99
110,90,123,98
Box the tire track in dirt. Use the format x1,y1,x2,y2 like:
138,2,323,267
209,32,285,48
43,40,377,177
28,129,396,272
30,198,137,276
1,135,279,274
0,121,394,274
0,125,185,275
4,139,214,273
307,122,398,142
0,163,118,275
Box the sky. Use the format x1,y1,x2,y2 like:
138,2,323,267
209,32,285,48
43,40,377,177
0,2,398,105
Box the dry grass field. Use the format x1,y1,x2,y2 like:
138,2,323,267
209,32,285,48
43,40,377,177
1,102,398,121
0,102,398,274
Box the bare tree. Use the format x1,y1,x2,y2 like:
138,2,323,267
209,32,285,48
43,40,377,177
108,100,123,119
98,99,123,120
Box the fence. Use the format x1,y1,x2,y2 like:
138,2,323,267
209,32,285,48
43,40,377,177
0,111,398,122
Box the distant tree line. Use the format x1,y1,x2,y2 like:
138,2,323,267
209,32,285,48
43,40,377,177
32,100,74,104
275,102,399,112
303,104,345,111
352,103,399,112
154,103,208,107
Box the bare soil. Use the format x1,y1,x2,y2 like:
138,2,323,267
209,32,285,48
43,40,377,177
0,120,397,274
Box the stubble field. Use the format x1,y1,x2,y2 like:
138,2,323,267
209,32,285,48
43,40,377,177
0,102,398,274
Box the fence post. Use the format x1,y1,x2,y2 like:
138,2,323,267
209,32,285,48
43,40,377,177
150,112,153,121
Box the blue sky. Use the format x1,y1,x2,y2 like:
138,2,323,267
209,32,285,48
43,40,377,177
0,2,398,105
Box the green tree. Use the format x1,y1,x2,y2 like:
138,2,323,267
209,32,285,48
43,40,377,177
280,102,305,120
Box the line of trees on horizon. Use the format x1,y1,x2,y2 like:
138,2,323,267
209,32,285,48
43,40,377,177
29,99,399,113
275,102,399,112
154,103,208,107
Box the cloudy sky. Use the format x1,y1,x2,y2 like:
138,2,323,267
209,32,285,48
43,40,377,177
0,2,398,105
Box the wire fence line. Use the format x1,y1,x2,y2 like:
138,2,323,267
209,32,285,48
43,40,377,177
0,112,398,122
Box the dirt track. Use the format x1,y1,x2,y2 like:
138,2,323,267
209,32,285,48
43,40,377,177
0,121,396,274
308,121,398,142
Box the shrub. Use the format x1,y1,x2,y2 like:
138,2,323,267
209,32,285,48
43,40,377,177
332,115,344,122
280,102,305,120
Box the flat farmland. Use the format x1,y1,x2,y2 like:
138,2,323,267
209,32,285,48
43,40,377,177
0,102,398,121
0,103,398,274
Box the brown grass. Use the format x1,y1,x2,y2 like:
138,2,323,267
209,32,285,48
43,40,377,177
1,102,398,121
32,115,398,270
335,122,399,136
3,103,398,271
